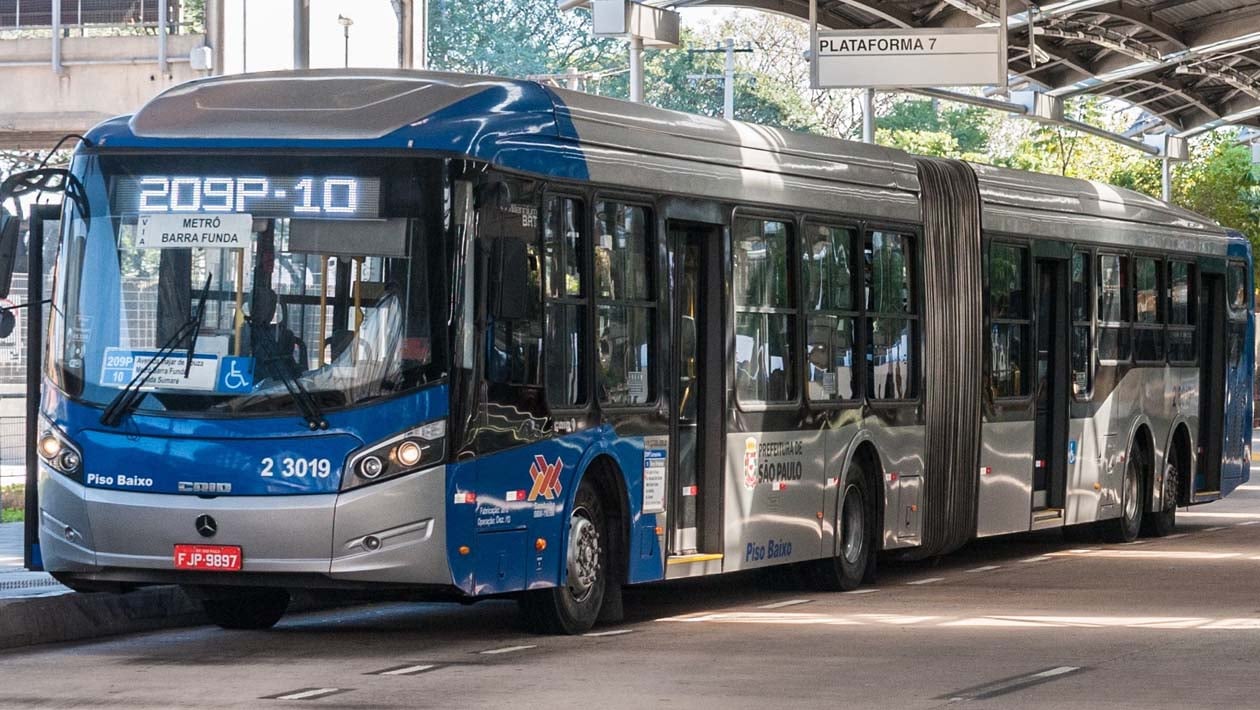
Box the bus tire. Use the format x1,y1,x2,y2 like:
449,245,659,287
201,588,289,630
1143,456,1179,538
813,473,872,592
518,479,607,635
1103,450,1144,543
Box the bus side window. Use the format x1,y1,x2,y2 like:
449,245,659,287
1167,260,1196,364
1097,253,1131,362
733,216,796,404
1070,251,1092,397
802,221,857,403
866,230,917,401
595,201,655,406
543,195,588,409
988,242,1030,399
482,181,543,389
1134,256,1164,363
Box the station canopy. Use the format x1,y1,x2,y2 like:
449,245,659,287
664,0,1260,139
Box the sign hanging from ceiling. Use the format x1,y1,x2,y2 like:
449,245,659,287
813,28,1004,89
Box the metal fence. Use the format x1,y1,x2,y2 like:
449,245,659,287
0,0,175,29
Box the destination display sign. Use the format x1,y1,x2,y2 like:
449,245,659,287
111,175,382,220
135,213,254,249
814,29,1003,89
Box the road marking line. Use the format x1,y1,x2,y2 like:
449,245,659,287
1164,533,1189,539
1023,555,1053,562
583,629,637,637
945,666,1083,701
758,599,813,609
375,664,437,676
479,644,537,655
907,577,945,585
1180,512,1260,519
1237,484,1260,490
1238,521,1260,527
843,588,879,594
966,565,1001,573
1203,526,1227,532
270,688,345,701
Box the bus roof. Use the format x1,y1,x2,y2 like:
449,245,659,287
87,68,1231,241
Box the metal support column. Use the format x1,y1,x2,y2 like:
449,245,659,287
629,35,644,103
862,88,876,144
723,37,735,120
51,0,63,74
207,0,225,76
293,0,310,70
1162,157,1173,203
157,0,168,74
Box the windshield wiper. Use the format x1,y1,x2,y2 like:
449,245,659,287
99,318,199,427
183,273,212,378
100,273,213,427
251,326,328,431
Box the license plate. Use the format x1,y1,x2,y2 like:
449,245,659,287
173,544,242,572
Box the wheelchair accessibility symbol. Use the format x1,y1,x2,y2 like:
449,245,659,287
217,357,255,393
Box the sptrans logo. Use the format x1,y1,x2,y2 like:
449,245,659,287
528,455,564,502
743,437,759,489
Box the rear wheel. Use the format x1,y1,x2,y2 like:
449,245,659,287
518,480,608,634
814,472,873,592
1143,455,1179,538
1103,450,1144,543
202,588,289,630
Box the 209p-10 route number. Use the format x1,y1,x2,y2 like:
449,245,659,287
259,457,332,479
173,544,242,572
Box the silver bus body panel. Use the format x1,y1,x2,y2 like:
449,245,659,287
722,430,826,571
38,463,453,586
976,420,1036,537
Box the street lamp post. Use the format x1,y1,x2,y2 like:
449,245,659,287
338,14,354,68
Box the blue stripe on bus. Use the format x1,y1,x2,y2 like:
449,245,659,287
42,384,449,496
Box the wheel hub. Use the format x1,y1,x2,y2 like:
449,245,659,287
1124,461,1139,522
567,511,600,601
841,485,865,565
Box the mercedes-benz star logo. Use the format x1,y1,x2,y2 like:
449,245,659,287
195,514,217,538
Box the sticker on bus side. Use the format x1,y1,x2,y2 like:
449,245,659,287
643,436,668,514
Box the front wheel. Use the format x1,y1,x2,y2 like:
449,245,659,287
813,474,873,592
1103,451,1144,543
202,588,289,630
518,480,608,634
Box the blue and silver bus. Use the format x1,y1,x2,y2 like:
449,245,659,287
0,70,1252,633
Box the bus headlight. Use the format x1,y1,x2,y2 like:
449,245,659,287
343,420,445,491
37,417,83,481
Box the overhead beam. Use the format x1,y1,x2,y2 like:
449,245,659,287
1083,1,1186,49
830,0,915,28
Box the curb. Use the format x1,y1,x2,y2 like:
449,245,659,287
0,585,206,651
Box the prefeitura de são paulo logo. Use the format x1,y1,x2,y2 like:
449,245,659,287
743,437,759,489
528,455,564,502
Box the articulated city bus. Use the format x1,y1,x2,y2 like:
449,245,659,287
0,70,1251,634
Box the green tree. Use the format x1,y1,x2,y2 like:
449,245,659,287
880,99,991,154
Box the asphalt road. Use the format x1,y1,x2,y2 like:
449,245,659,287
4,485,1260,708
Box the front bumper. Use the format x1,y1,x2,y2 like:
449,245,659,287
38,463,455,590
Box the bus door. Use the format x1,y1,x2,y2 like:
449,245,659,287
1033,258,1070,515
1197,272,1226,496
668,220,724,556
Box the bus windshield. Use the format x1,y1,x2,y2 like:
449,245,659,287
48,153,447,419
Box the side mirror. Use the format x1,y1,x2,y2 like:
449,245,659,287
0,213,20,300
490,238,530,321
0,310,14,339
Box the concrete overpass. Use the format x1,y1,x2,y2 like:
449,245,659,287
0,0,226,149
